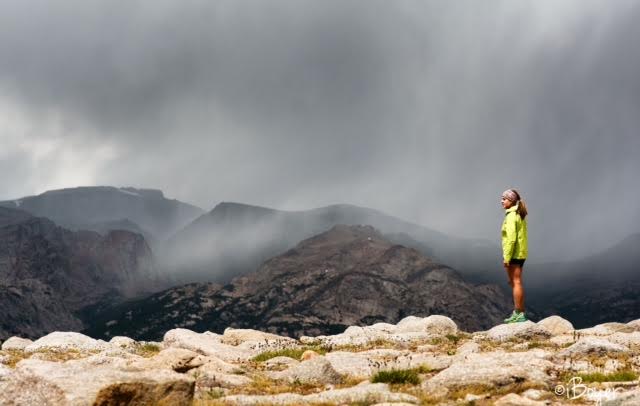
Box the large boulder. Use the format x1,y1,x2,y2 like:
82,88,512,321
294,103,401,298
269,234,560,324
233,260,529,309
494,393,548,405
163,328,252,362
577,323,636,336
220,327,298,346
0,357,194,405
423,349,555,391
24,332,109,353
268,356,343,385
129,348,208,373
395,315,458,335
627,319,640,331
1,337,33,351
537,316,574,336
485,321,552,342
603,389,640,406
556,337,630,358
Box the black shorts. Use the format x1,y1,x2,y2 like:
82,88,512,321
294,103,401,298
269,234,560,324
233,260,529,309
510,258,526,266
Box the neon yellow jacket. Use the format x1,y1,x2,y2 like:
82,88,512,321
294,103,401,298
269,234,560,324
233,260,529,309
501,203,528,262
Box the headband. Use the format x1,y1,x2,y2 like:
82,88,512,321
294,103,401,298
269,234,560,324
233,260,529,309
502,189,519,203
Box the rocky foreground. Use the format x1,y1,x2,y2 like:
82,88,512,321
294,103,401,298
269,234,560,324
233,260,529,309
1,315,640,405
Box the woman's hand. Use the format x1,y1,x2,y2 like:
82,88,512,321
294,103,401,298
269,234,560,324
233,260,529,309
503,262,510,268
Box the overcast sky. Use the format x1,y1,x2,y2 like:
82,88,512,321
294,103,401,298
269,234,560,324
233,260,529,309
1,0,639,261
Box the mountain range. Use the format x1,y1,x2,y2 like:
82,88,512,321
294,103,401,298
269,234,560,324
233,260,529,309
0,186,638,339
84,224,512,340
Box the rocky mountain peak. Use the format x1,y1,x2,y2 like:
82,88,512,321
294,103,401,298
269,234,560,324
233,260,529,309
85,224,511,340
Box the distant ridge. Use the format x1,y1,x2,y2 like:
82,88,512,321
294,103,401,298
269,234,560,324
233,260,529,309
86,224,511,340
161,201,499,284
0,186,204,241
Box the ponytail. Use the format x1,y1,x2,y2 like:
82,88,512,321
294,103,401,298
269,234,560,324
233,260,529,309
512,189,528,219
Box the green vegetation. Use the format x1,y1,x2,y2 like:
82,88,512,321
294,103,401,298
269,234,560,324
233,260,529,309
371,368,424,385
132,342,162,357
445,334,461,344
577,370,638,383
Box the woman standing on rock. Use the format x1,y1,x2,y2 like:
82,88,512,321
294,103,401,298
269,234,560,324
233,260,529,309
501,188,528,323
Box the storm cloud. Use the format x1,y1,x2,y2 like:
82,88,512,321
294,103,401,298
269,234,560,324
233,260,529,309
1,0,639,261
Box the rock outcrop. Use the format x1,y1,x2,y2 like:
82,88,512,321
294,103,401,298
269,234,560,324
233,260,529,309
1,315,639,405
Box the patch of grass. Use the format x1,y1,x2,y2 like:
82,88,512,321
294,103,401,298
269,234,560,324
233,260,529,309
577,370,638,383
332,339,397,353
252,345,328,362
371,368,421,385
446,334,461,344
132,342,161,358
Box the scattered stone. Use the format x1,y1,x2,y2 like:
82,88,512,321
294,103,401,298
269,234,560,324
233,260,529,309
485,321,552,342
24,332,109,353
537,315,574,336
3,315,638,404
1,337,33,351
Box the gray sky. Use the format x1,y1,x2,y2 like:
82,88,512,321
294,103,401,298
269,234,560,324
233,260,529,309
1,0,639,261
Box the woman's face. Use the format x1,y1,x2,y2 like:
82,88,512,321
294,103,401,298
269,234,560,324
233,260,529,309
501,196,515,209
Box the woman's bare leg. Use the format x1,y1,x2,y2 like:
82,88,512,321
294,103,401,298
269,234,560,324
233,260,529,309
509,264,525,312
504,264,514,288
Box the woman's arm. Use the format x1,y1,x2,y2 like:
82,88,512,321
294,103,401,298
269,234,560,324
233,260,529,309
502,212,517,264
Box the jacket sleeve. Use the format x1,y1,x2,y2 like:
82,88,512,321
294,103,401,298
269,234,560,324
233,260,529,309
502,212,517,262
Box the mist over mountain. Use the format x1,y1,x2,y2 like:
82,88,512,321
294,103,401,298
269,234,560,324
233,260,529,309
0,206,163,340
161,202,500,284
0,186,204,242
86,224,512,341
526,233,640,328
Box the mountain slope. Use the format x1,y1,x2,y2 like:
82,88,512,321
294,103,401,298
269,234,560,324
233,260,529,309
86,224,511,340
161,202,500,284
0,186,204,241
0,208,163,340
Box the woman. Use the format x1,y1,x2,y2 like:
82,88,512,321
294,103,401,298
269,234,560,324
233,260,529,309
501,188,528,323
